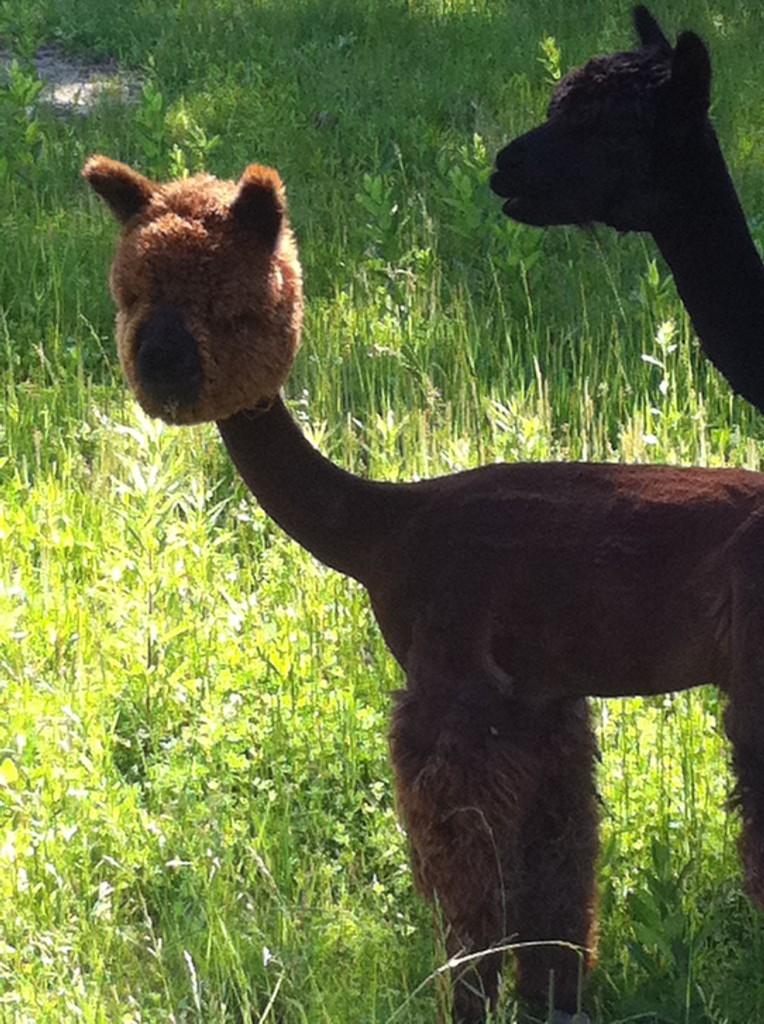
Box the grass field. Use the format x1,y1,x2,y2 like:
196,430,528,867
3,1,764,1021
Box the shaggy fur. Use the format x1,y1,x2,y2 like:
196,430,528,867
86,156,764,1022
491,5,764,413
84,157,301,423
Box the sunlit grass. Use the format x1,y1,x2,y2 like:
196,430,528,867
3,1,764,1021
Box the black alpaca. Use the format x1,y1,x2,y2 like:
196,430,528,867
491,6,764,414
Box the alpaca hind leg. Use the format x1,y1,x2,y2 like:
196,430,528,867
390,688,533,1022
513,698,599,1019
726,524,764,906
725,690,764,906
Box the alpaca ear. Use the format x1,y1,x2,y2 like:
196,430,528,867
83,155,155,223
230,164,286,246
633,6,671,52
670,31,712,116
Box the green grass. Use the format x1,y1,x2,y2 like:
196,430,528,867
3,1,764,1020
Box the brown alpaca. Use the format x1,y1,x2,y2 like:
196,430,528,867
84,157,302,424
491,6,764,414
85,155,764,1023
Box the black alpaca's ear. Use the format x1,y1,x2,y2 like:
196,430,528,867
670,31,712,116
83,155,155,223
230,164,285,247
633,6,671,52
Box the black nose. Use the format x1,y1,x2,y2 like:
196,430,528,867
490,139,525,197
135,305,203,408
489,169,511,197
496,137,526,173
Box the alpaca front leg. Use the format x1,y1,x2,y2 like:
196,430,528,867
390,687,526,1022
512,698,599,1020
404,604,515,704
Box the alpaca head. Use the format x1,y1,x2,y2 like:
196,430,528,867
490,6,712,233
83,157,303,424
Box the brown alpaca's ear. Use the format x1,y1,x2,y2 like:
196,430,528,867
670,31,712,116
82,155,155,223
230,164,286,247
633,6,671,53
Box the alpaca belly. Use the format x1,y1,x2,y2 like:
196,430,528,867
482,531,732,703
490,594,726,703
375,563,725,704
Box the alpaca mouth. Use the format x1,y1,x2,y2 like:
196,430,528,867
501,196,543,225
490,171,544,223
501,196,524,216
494,188,546,226
491,178,571,228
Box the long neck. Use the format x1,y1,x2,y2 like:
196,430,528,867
652,129,764,412
216,396,411,581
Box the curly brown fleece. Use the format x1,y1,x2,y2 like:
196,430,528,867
84,156,302,424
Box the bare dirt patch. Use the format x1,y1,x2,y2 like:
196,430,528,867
1,46,140,114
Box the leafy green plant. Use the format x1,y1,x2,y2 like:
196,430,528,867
0,60,44,185
617,839,713,1023
538,35,563,84
134,77,170,176
355,171,404,262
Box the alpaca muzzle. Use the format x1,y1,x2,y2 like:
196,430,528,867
490,129,557,225
134,304,204,415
